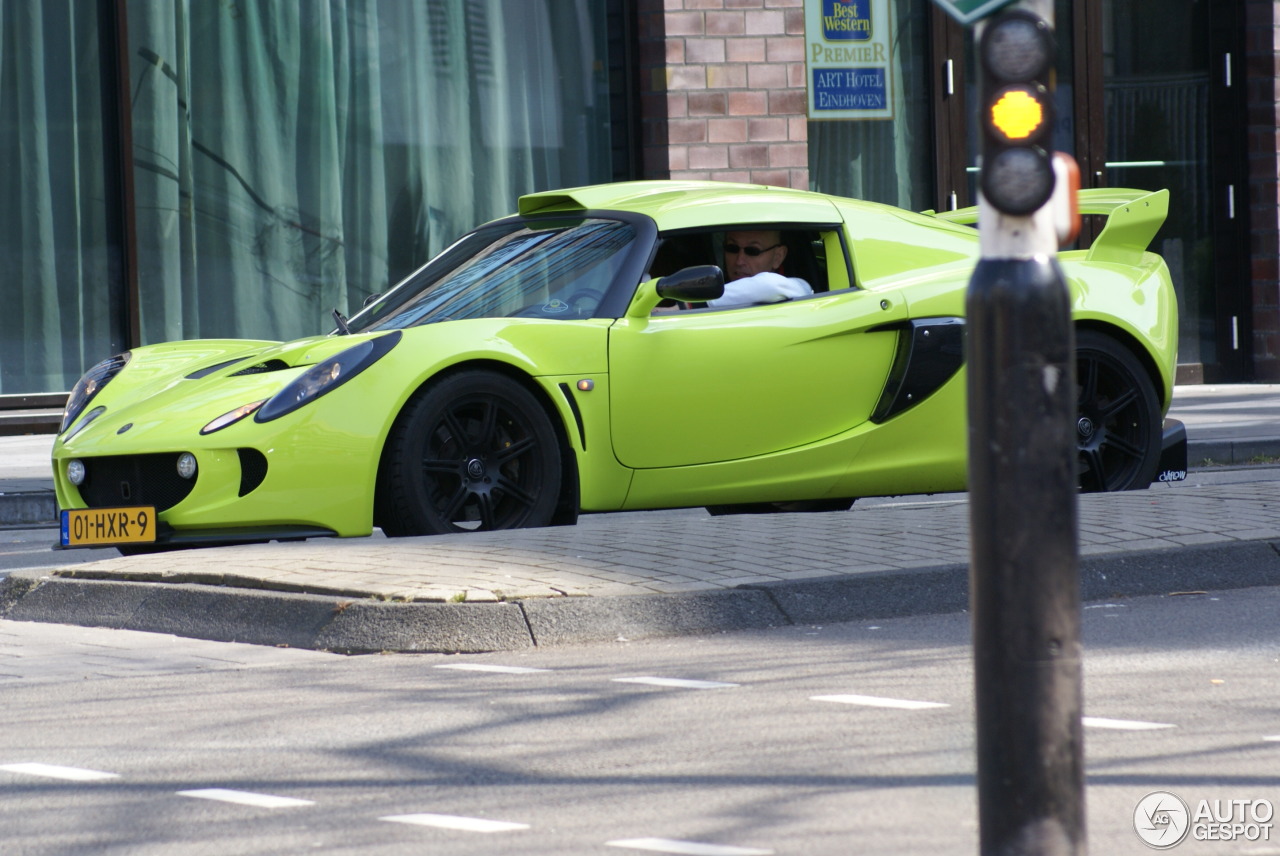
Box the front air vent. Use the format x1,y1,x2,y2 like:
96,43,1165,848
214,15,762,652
237,448,269,496
231,359,291,376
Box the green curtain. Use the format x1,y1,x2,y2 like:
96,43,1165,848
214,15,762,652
129,0,608,344
0,0,611,394
0,0,114,395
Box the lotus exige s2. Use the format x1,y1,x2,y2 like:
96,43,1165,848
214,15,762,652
52,181,1185,551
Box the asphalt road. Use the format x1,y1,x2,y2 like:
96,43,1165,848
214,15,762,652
0,528,99,573
2,585,1277,855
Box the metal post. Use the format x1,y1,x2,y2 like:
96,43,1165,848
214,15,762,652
967,255,1084,856
966,2,1085,854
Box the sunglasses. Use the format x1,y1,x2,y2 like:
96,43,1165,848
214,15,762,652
723,242,781,257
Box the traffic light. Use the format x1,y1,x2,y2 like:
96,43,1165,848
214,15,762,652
978,8,1056,217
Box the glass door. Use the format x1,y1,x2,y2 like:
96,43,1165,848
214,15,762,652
937,0,1249,380
1101,0,1218,376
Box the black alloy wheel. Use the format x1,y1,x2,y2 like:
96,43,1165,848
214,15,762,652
378,371,562,535
1075,330,1161,492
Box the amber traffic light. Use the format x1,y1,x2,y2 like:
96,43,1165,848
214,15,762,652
979,9,1056,216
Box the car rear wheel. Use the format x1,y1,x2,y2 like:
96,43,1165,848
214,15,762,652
378,371,562,535
1075,330,1161,492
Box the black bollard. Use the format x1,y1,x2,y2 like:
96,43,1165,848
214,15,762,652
966,254,1084,856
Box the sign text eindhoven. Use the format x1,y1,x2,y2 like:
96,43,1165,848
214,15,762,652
804,0,894,120
931,0,1020,25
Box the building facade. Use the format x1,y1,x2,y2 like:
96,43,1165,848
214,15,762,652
639,0,1278,385
1,0,1277,420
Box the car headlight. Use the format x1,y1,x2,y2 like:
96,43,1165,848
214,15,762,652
201,399,267,435
254,331,401,423
61,353,131,434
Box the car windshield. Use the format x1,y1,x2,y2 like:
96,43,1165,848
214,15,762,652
349,218,638,332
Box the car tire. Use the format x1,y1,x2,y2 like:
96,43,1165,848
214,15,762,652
1075,329,1161,492
705,498,855,516
378,371,563,535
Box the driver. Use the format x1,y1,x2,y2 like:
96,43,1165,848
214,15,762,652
707,229,812,309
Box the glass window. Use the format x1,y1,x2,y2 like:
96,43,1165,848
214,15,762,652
0,0,116,394
807,0,934,210
127,1,615,345
353,218,637,331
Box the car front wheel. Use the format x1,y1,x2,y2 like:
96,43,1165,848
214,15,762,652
378,371,562,535
1075,330,1161,492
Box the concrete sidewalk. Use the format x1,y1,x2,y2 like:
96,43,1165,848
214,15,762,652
3,384,1280,652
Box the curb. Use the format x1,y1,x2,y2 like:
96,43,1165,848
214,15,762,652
3,541,1278,653
0,491,57,529
1188,439,1280,467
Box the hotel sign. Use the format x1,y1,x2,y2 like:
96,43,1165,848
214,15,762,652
805,0,893,121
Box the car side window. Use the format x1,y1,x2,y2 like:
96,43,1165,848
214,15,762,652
647,228,842,311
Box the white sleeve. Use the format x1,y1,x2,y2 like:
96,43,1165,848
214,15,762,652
707,271,813,308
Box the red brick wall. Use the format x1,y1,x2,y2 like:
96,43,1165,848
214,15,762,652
1245,0,1280,380
638,0,810,189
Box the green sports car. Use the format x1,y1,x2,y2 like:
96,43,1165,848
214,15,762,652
53,180,1185,550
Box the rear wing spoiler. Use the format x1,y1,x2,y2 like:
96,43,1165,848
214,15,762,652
930,188,1169,265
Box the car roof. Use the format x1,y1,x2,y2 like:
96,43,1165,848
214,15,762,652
517,180,848,232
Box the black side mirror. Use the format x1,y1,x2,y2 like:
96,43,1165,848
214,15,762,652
657,265,725,303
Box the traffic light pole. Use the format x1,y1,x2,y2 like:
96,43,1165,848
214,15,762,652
966,2,1085,854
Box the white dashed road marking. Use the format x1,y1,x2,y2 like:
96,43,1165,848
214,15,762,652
434,663,551,674
177,789,315,808
380,813,530,833
612,677,740,690
811,694,950,710
1082,717,1176,731
0,763,120,782
606,838,774,855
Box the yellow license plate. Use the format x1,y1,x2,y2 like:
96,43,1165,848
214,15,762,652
60,507,157,546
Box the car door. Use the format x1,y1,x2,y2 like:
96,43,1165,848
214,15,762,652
607,284,909,470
